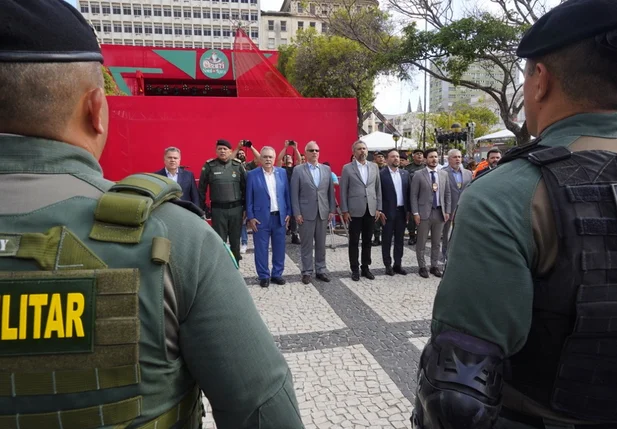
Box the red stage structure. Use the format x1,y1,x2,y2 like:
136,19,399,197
100,29,356,180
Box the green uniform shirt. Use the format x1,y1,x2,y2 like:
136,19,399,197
405,162,425,174
432,113,617,357
0,137,303,428
198,158,246,209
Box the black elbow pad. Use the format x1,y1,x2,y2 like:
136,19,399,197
412,331,504,429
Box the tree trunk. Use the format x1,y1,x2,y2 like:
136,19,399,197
501,107,531,146
356,97,363,138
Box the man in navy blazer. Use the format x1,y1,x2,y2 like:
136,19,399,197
379,148,411,275
154,147,199,207
247,147,292,288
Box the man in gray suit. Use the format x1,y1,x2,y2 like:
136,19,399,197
441,149,472,260
340,140,382,281
410,148,451,278
290,141,336,284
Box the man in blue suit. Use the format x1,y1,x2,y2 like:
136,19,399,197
379,148,411,276
247,146,292,288
154,147,200,207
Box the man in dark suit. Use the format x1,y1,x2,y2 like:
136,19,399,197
246,147,291,288
441,149,473,260
379,148,411,276
154,147,199,206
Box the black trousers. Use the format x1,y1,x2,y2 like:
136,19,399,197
382,207,406,268
348,206,374,272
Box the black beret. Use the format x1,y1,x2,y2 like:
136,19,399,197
0,0,102,63
399,153,408,160
374,151,384,156
517,0,617,58
412,149,424,154
216,139,232,149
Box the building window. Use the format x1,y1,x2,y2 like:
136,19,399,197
103,23,111,32
164,25,172,34
212,11,220,19
297,21,304,29
232,11,239,19
184,10,191,18
124,24,132,32
145,40,154,46
134,41,143,46
321,22,328,33
280,38,287,44
80,4,89,13
268,20,274,31
310,3,315,14
93,23,101,32
194,10,202,18
250,12,258,20
174,27,182,35
164,8,172,17
102,4,111,14
155,25,163,34
144,6,152,16
184,27,192,35
113,23,122,32
154,7,162,16
144,24,153,34
309,21,316,28
250,0,257,4
240,0,248,3
91,4,100,13
222,0,229,3
174,9,182,18
267,38,275,48
251,30,258,38
223,29,232,37
113,5,121,14
297,3,303,13
154,40,164,47
203,10,211,18
194,28,202,35
214,29,221,36
133,6,141,15
242,12,249,20
134,23,143,33
204,28,212,36
165,42,174,47
222,11,230,19
321,4,327,15
280,21,287,31
123,6,131,15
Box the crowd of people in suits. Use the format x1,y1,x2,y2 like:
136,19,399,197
157,140,487,286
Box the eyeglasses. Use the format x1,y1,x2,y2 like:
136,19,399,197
307,149,320,153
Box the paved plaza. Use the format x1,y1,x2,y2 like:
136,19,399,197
203,231,440,428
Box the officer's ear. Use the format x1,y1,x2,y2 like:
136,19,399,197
531,61,551,103
87,87,108,136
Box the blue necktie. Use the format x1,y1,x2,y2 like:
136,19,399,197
431,171,438,208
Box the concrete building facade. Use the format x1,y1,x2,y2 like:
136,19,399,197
78,0,261,49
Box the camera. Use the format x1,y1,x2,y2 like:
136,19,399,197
241,139,252,148
288,140,296,146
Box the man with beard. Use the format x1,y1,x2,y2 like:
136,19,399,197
474,148,502,178
404,149,425,245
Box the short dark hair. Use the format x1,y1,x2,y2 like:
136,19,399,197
323,161,331,166
385,148,399,156
527,36,617,109
424,148,438,158
487,148,502,158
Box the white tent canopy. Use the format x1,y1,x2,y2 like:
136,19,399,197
475,129,515,142
360,131,417,151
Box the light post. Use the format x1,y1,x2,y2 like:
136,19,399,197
392,131,401,150
466,121,476,159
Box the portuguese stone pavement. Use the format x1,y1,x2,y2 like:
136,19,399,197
203,230,441,429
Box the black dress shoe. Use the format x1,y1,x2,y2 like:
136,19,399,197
316,273,330,282
291,234,301,245
361,268,375,280
430,267,443,277
259,279,270,288
393,266,407,275
419,267,429,278
301,275,311,284
371,239,381,246
385,266,394,276
408,238,417,245
271,277,286,285
351,272,360,281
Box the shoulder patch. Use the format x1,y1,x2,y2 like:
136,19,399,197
231,159,242,165
224,243,239,269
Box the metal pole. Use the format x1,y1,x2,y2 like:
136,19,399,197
422,18,428,150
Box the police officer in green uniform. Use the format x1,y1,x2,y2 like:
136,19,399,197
412,1,617,428
198,140,246,263
0,2,303,428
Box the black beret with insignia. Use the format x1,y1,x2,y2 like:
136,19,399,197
374,151,384,156
0,0,103,63
517,0,617,58
216,139,232,149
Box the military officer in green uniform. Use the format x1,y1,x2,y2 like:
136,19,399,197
413,1,617,428
0,2,303,428
198,139,246,263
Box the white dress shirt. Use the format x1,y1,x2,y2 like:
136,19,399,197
389,167,404,207
427,166,440,207
165,168,178,182
355,159,369,185
263,168,279,212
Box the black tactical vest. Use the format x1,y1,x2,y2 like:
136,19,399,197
208,159,243,204
504,145,617,423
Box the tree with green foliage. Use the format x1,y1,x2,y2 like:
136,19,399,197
102,66,124,96
430,103,499,140
277,29,386,135
328,0,561,145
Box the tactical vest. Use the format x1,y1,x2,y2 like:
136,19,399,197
0,173,202,429
504,145,617,423
207,159,242,204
